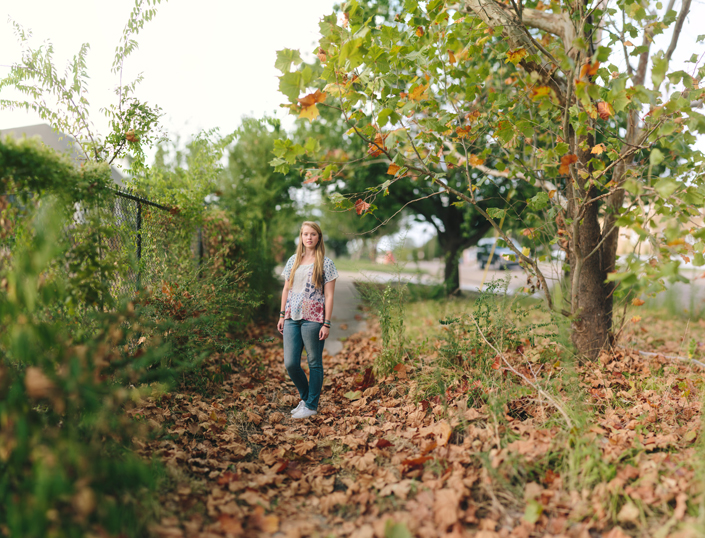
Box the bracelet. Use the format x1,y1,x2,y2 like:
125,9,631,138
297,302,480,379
280,314,285,318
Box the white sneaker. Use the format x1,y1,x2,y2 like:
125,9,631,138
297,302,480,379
292,406,317,419
290,400,305,415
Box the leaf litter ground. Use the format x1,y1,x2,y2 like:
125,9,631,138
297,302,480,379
133,310,705,538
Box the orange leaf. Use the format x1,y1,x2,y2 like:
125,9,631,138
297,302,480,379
624,40,634,47
421,441,437,455
632,298,645,306
387,163,401,176
401,455,433,467
591,143,606,155
597,101,614,120
303,170,321,184
491,356,501,370
558,154,578,175
125,129,138,143
317,48,327,63
469,154,485,166
298,89,327,108
579,61,600,79
548,190,557,199
409,83,429,101
367,132,386,157
448,50,456,64
416,26,425,37
456,126,472,139
355,199,370,215
218,514,243,535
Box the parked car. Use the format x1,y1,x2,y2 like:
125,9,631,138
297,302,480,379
476,237,521,270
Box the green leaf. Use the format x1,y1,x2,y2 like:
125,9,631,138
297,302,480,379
654,178,677,198
527,192,550,211
275,49,302,73
344,390,362,400
487,208,507,220
650,148,664,167
523,500,544,524
385,520,413,538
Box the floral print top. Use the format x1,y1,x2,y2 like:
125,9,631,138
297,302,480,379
282,256,339,323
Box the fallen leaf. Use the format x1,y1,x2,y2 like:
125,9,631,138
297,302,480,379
434,488,461,528
344,390,363,400
617,501,639,523
218,514,243,535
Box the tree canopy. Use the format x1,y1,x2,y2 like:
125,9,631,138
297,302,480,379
273,0,705,357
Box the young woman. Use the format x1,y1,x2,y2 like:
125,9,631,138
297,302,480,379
277,222,338,419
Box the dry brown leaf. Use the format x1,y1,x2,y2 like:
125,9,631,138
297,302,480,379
25,367,54,399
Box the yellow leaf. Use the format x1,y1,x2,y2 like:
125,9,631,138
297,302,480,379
505,48,528,65
409,83,428,101
631,316,641,323
299,104,320,122
591,143,606,155
416,26,425,37
632,298,645,306
469,154,485,166
521,247,530,257
448,50,456,64
530,86,551,99
548,190,556,199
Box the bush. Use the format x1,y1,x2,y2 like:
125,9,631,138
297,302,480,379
0,205,168,537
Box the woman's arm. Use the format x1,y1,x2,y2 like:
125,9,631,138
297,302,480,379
319,279,336,340
277,279,291,334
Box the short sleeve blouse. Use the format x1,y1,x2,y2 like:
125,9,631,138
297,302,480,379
282,256,339,323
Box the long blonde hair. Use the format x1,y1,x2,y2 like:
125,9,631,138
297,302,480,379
288,221,326,290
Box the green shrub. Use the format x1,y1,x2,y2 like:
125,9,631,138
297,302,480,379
0,204,169,537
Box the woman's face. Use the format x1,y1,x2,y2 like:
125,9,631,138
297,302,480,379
301,226,320,249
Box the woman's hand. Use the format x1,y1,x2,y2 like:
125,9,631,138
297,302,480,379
319,325,330,340
277,318,284,334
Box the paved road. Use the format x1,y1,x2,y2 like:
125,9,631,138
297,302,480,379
326,272,367,355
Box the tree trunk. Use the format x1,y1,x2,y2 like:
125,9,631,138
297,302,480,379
443,244,462,295
569,191,613,358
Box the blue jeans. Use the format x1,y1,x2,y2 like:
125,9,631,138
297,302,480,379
283,319,325,411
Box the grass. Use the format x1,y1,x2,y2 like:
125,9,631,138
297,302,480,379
332,257,431,276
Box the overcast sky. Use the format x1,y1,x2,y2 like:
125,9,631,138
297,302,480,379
0,0,337,137
1,0,702,249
